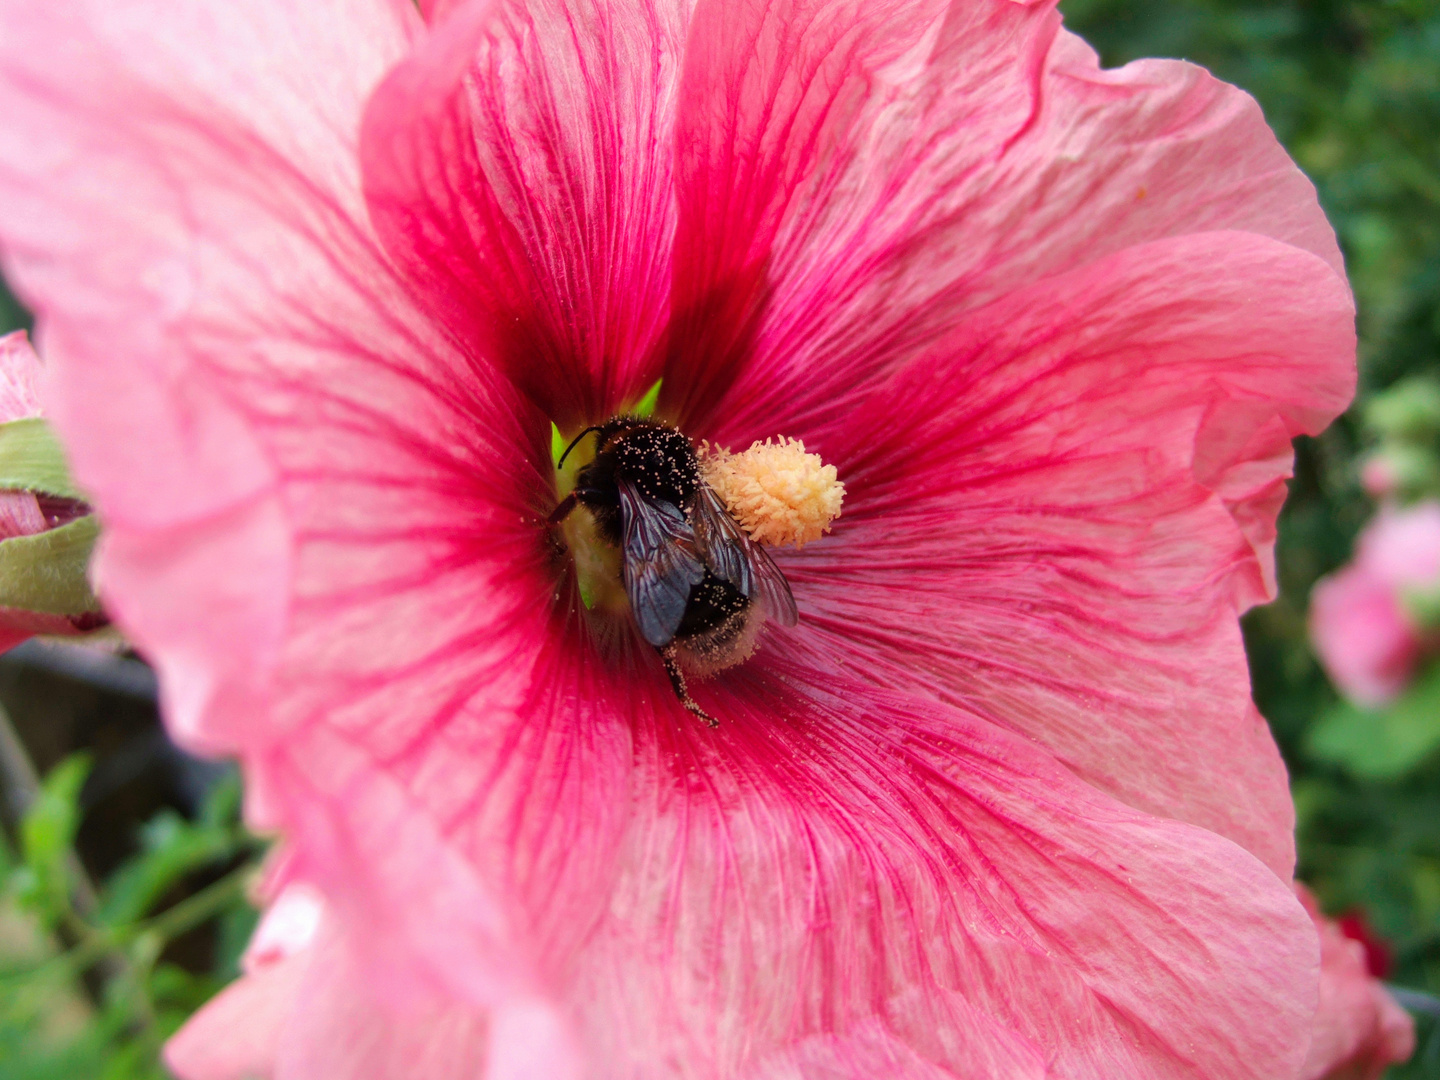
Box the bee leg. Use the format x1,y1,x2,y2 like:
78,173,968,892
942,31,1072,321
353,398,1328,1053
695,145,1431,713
659,646,718,727
548,492,579,525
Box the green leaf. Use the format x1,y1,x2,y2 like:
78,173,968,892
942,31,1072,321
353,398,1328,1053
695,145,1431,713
97,770,246,926
0,417,84,500
633,378,663,418
1365,377,1440,442
21,756,89,869
95,810,235,927
19,755,90,921
211,899,260,981
1308,663,1440,779
148,962,225,1015
196,768,242,830
0,515,99,615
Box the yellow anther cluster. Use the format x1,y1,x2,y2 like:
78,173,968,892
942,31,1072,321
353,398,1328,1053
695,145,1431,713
700,437,844,548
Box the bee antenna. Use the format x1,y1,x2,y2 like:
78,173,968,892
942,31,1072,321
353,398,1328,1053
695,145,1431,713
557,425,605,469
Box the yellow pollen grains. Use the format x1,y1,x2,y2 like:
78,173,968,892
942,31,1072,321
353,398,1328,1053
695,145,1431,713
700,437,844,548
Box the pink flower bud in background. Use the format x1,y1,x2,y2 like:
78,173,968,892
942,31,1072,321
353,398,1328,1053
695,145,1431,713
1358,446,1439,501
1311,502,1440,706
1359,455,1396,500
1296,885,1415,1080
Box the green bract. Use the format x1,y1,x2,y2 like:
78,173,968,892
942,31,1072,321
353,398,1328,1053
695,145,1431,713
0,416,85,500
0,515,99,614
0,414,98,615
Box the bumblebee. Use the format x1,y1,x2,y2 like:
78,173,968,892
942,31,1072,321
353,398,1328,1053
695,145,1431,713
549,417,797,724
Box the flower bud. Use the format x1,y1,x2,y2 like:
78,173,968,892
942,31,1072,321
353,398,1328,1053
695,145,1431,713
1296,884,1414,1080
0,331,103,650
1311,501,1440,705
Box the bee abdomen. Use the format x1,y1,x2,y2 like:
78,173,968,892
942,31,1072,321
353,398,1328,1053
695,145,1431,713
674,574,762,676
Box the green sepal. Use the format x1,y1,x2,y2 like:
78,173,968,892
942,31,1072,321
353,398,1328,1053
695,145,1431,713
0,514,100,615
0,416,84,500
633,378,663,418
1308,662,1440,779
551,421,567,468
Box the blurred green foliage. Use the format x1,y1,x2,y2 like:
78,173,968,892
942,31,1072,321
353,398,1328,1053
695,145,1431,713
0,757,259,1080
1060,0,1440,1071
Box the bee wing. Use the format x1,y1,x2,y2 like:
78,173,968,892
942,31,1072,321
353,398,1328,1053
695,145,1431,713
618,479,706,647
693,486,799,628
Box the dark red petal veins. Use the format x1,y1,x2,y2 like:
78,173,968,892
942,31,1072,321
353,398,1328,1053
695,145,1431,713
666,0,958,429
362,0,686,427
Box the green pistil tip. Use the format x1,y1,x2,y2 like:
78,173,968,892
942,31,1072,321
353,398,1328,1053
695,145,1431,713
551,421,567,468
634,378,663,418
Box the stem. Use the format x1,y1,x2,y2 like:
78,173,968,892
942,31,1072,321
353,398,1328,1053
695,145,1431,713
1389,985,1440,1018
142,859,255,943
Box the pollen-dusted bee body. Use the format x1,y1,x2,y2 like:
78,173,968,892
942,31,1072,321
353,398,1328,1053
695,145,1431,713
549,416,797,723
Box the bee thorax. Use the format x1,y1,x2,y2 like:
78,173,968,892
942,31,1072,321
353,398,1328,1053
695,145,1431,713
612,427,699,504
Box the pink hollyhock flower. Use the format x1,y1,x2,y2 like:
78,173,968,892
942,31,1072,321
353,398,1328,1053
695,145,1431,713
1311,502,1440,706
0,0,1355,1076
0,329,101,650
1297,885,1415,1080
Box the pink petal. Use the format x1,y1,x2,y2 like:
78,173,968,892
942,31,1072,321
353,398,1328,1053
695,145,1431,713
0,490,48,539
775,230,1352,878
674,0,1342,435
746,1015,1046,1080
241,883,325,974
165,948,306,1080
0,0,420,530
667,0,957,418
168,913,500,1080
252,660,1319,1079
274,926,494,1080
360,0,686,426
0,0,492,745
0,0,611,1020
0,330,43,420
1296,885,1415,1080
